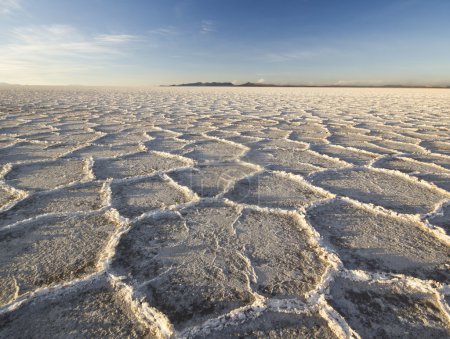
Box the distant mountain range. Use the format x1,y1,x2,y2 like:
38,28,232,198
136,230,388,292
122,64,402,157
169,82,450,89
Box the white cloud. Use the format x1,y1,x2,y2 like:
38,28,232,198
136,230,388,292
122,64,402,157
95,34,139,43
148,26,178,36
257,78,265,83
0,24,139,84
0,0,20,15
200,20,215,34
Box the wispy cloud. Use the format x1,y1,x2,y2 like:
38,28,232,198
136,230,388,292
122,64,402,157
95,34,139,43
200,20,215,34
0,24,139,84
0,0,20,15
148,26,178,36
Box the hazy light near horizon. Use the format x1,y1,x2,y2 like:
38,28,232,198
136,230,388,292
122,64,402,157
0,0,449,86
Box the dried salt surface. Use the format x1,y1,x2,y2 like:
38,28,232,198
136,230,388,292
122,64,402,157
0,142,68,165
69,143,142,159
93,151,193,179
4,159,88,191
192,309,338,338
318,143,380,163
0,213,119,306
110,175,196,219
328,275,450,338
95,132,150,145
427,203,450,234
0,278,158,338
1,87,450,336
407,153,450,171
0,182,105,228
145,137,189,154
421,140,450,156
111,202,255,330
225,171,330,210
374,156,450,191
0,186,22,210
243,148,347,175
310,167,450,215
168,161,258,197
235,209,331,299
307,199,450,281
181,139,248,162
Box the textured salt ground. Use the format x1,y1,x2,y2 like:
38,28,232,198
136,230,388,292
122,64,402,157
181,139,247,162
1,87,450,337
421,140,450,156
307,199,450,281
4,159,89,192
93,151,193,179
0,186,21,210
111,202,330,330
94,132,150,145
243,147,347,176
328,275,450,338
310,167,450,215
191,309,338,338
145,137,189,154
374,156,450,191
225,171,330,210
0,213,119,306
111,203,256,330
0,278,157,338
0,182,105,228
69,143,142,159
168,161,258,197
234,208,331,299
310,144,379,166
111,175,196,219
0,142,71,165
427,203,450,234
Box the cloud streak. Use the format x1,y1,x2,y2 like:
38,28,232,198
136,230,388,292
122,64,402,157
200,20,215,34
0,24,139,84
0,0,20,15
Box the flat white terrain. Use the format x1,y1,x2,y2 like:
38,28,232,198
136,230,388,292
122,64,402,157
0,87,449,338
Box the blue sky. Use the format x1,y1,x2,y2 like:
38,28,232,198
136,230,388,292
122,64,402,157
1,0,449,85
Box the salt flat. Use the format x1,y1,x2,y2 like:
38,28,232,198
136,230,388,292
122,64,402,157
0,87,449,338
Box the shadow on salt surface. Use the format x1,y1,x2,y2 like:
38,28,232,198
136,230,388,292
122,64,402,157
310,144,379,166
421,140,450,156
374,156,450,192
310,167,450,215
307,198,450,281
427,203,450,235
0,212,120,307
327,275,450,338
